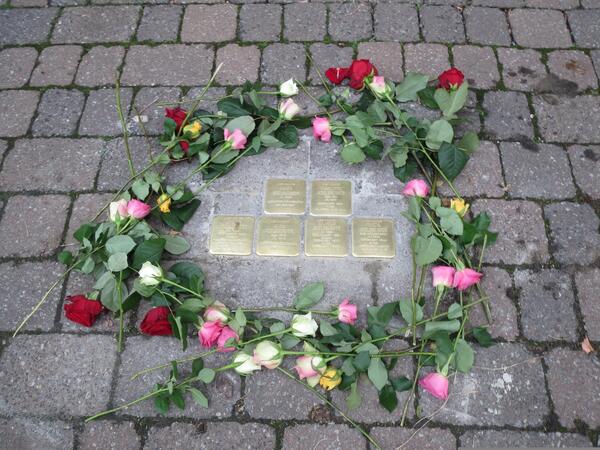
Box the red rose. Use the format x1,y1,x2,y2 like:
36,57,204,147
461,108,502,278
438,68,464,90
325,67,350,85
140,306,173,336
347,59,377,90
63,295,104,327
180,140,189,153
165,107,188,131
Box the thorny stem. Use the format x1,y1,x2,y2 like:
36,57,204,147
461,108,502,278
116,76,136,178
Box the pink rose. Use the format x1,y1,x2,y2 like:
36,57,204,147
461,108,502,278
312,117,331,143
432,266,456,288
279,98,300,120
199,321,223,348
216,326,239,353
337,298,357,325
452,268,483,291
126,199,151,219
402,179,430,197
294,355,319,379
419,372,449,400
224,128,247,150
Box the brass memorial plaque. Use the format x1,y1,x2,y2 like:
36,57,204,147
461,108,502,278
305,218,348,257
352,218,396,258
209,216,255,256
256,216,301,256
264,179,306,215
310,180,352,216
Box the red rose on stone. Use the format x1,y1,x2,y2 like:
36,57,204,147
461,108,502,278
63,295,104,327
347,59,377,90
140,306,173,336
165,107,187,131
325,67,350,85
438,68,464,91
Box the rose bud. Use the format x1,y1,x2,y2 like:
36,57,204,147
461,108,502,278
402,179,430,197
138,261,162,287
312,117,331,143
224,128,247,150
294,355,326,387
126,199,151,219
140,306,173,336
419,372,449,400
216,326,239,353
319,367,342,391
325,67,350,85
199,320,224,348
63,295,104,327
452,268,483,291
279,78,299,97
204,301,230,323
233,352,261,376
438,68,465,91
368,76,389,97
279,98,301,120
291,312,319,338
253,340,283,369
156,193,171,214
183,120,202,139
337,298,358,325
347,59,378,90
179,140,189,154
165,107,188,131
109,199,128,222
450,198,469,217
431,266,456,289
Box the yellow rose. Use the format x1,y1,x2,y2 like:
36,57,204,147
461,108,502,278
183,121,202,139
157,193,171,213
319,367,342,391
450,198,469,217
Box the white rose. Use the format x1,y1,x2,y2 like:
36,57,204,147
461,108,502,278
233,352,261,375
138,261,162,286
291,312,318,337
279,78,298,97
253,340,283,369
278,98,301,120
109,199,128,222
204,301,229,323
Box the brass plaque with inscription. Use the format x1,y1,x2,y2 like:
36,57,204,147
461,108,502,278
305,218,348,257
352,218,396,258
209,216,255,256
264,179,306,215
256,216,301,257
310,180,352,216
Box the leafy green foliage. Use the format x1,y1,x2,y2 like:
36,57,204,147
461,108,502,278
293,282,325,310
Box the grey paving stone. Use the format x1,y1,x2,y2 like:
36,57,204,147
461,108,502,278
11,0,47,6
261,44,306,84
419,343,549,427
0,334,116,415
464,7,511,46
215,44,260,85
509,9,572,48
0,90,39,137
568,145,600,199
75,46,126,87
66,193,115,247
181,86,227,114
420,5,466,43
329,2,372,41
137,5,182,42
472,199,549,265
283,424,367,450
576,268,600,341
404,44,450,79
371,427,456,450
79,88,132,137
0,8,58,45
0,195,70,257
30,45,82,87
452,46,499,89
545,202,600,265
500,142,575,199
525,0,580,7
568,10,600,48
284,3,326,42
52,6,140,44
114,336,240,418
145,422,275,450
472,0,524,5
534,95,600,143
438,141,505,198
0,261,64,332
122,45,214,86
0,418,74,450
514,269,578,342
79,421,140,450
461,430,592,448
239,4,282,42
32,89,85,137
0,47,37,89
547,50,598,91
374,2,419,42
545,347,600,428
308,44,353,84
483,91,533,140
131,87,181,136
181,4,236,43
582,0,600,6
497,48,547,92
357,42,404,82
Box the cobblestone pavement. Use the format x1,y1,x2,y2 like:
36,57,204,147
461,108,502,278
1,0,600,449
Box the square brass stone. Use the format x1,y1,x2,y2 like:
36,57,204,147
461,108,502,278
264,178,306,215
352,218,396,258
305,218,348,257
256,216,301,257
310,180,352,216
209,216,255,256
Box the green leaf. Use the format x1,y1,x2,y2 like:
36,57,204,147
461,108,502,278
132,238,165,270
81,256,95,274
418,86,438,109
436,207,464,236
414,235,443,266
377,302,397,326
171,389,185,410
353,351,371,372
235,308,246,327
74,223,95,243
320,321,338,336
180,298,204,313
346,382,362,410
273,124,299,148
197,368,216,383
341,143,366,164
423,320,461,338
217,98,252,117
225,115,255,136
58,250,73,265
434,82,468,118
473,327,493,347
107,252,128,272
426,119,454,150
93,270,114,290
132,179,150,200
391,376,412,392
211,147,238,164
394,158,417,182
399,299,423,325
438,142,469,181
169,262,204,292
459,132,479,154
188,387,209,408
363,139,383,160
455,339,474,373
191,358,204,377
447,302,463,319
378,384,398,412
293,282,325,310
154,395,170,414
395,73,429,102
280,335,300,350
389,143,408,168
121,292,141,313
163,235,190,255
105,235,136,255
368,358,388,391
407,196,421,222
